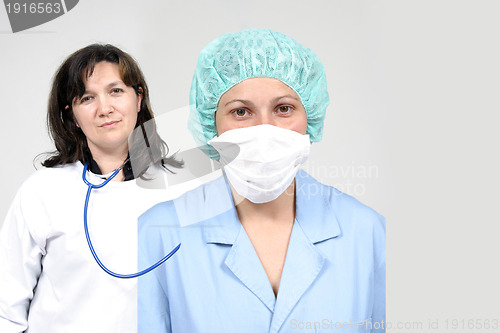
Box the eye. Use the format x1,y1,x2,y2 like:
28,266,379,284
111,88,124,94
80,95,93,103
232,108,249,117
277,105,292,114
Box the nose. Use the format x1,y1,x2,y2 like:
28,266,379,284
97,96,114,117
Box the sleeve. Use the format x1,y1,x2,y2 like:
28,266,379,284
0,190,44,333
372,216,386,333
137,203,176,333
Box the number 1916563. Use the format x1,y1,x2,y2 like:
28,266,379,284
6,2,62,14
444,319,499,330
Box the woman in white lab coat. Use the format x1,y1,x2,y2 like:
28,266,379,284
0,44,184,332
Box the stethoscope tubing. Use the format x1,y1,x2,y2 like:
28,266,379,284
82,163,181,279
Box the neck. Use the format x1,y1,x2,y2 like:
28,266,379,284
231,180,296,227
88,145,128,181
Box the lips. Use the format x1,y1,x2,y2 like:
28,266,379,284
99,120,120,128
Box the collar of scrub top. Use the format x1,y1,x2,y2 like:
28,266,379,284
195,170,342,244
82,159,181,279
168,170,341,244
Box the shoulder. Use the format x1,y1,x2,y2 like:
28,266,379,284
21,162,81,186
16,163,82,196
296,170,385,265
296,170,385,231
139,173,233,228
4,163,83,242
10,163,83,218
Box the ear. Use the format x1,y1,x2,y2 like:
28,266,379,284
137,87,143,113
67,105,80,128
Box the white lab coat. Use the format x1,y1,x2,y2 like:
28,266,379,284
0,162,202,333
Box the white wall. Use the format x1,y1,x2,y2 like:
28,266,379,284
1,0,499,329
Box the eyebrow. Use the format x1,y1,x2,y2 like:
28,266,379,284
223,94,301,107
275,94,301,103
106,81,124,89
224,99,255,107
81,81,124,96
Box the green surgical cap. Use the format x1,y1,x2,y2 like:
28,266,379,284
189,28,330,154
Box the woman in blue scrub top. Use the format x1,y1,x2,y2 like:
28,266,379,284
138,29,386,333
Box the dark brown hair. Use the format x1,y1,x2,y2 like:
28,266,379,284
42,43,182,176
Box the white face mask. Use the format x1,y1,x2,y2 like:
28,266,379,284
208,124,311,204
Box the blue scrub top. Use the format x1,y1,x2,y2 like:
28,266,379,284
138,170,386,333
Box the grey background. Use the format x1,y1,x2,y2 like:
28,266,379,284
1,0,499,331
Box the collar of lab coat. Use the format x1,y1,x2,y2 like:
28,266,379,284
202,169,342,245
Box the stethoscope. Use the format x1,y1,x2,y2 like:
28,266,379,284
82,162,180,279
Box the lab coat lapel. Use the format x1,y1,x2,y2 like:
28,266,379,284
224,227,277,312
269,222,325,333
269,170,341,333
201,175,276,312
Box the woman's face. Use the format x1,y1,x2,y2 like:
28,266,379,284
71,61,142,158
215,77,307,135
